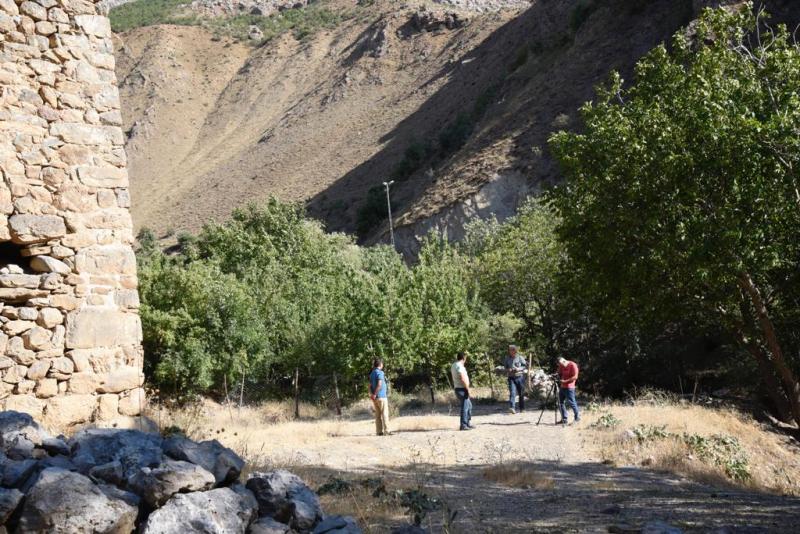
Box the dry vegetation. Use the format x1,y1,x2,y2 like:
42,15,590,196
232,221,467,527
482,464,555,490
132,389,800,531
584,400,800,496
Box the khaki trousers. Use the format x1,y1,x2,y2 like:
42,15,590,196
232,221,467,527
373,397,389,435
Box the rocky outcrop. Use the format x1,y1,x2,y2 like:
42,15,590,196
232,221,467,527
0,0,144,422
0,410,360,533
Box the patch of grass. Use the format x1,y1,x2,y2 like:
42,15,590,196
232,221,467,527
110,0,349,44
482,464,555,490
589,403,799,495
109,0,193,33
203,7,349,43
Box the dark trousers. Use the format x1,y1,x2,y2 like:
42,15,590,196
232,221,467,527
559,388,580,422
454,388,472,429
508,376,525,411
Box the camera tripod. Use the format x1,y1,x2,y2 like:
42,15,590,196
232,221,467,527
536,375,563,426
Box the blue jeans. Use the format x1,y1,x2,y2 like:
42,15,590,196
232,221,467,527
455,388,472,429
508,376,525,411
559,388,580,422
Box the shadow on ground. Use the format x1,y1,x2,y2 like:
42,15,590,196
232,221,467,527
297,458,800,533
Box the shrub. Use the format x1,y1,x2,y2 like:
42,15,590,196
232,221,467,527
683,434,751,482
631,424,672,443
591,413,621,429
570,0,597,33
355,186,390,237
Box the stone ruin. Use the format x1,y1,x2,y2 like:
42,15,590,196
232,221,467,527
0,411,361,533
0,0,143,427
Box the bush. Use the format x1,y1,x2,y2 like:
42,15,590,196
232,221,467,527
570,0,597,33
683,434,751,482
355,186,390,237
591,413,621,429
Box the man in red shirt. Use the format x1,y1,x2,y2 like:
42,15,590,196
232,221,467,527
557,357,581,425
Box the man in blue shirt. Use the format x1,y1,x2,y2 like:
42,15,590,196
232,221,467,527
369,358,390,436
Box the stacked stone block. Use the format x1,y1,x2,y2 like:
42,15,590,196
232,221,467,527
0,0,143,425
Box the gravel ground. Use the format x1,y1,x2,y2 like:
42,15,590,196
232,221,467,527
242,400,800,532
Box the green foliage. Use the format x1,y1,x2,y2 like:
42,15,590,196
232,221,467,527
570,0,597,33
109,0,192,33
549,5,800,412
391,140,435,182
466,198,566,358
592,413,621,429
110,0,347,43
631,424,671,443
139,199,488,398
202,7,348,43
684,434,751,481
395,488,440,526
509,44,530,72
356,186,390,238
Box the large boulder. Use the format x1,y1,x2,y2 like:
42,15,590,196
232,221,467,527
127,459,216,507
2,458,39,489
162,436,244,485
141,487,258,534
245,470,323,531
70,428,163,478
0,487,23,523
16,467,138,533
249,516,291,534
0,411,48,460
312,515,362,534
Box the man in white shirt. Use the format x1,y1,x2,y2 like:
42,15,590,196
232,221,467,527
450,352,475,430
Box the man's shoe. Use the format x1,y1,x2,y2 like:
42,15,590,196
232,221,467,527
467,424,477,429
509,408,516,414
460,426,474,431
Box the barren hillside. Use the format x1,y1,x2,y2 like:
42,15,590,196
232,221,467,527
115,0,800,252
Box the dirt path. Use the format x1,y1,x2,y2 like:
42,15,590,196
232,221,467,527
215,401,800,532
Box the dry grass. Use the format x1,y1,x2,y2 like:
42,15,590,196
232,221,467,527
482,464,555,490
586,403,800,496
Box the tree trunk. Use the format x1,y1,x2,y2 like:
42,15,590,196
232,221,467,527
738,272,800,427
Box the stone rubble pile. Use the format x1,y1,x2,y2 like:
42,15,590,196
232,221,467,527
0,0,144,423
0,411,361,533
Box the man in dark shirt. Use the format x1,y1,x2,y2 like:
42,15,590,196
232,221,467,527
504,345,527,414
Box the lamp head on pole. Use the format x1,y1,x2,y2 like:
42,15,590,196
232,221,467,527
383,180,394,188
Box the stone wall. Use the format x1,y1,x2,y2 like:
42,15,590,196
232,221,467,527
0,0,143,426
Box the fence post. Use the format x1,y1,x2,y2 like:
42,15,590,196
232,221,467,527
294,367,300,419
487,354,495,399
333,372,342,416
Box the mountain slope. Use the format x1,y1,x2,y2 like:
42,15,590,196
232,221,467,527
115,0,800,253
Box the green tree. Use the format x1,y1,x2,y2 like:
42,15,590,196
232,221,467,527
467,198,565,359
549,5,800,425
406,234,489,399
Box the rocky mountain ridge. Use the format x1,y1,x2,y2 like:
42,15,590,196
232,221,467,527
115,0,800,254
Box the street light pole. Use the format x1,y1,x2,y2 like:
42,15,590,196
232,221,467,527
382,180,395,249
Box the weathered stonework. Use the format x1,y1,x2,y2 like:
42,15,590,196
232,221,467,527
0,0,143,426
